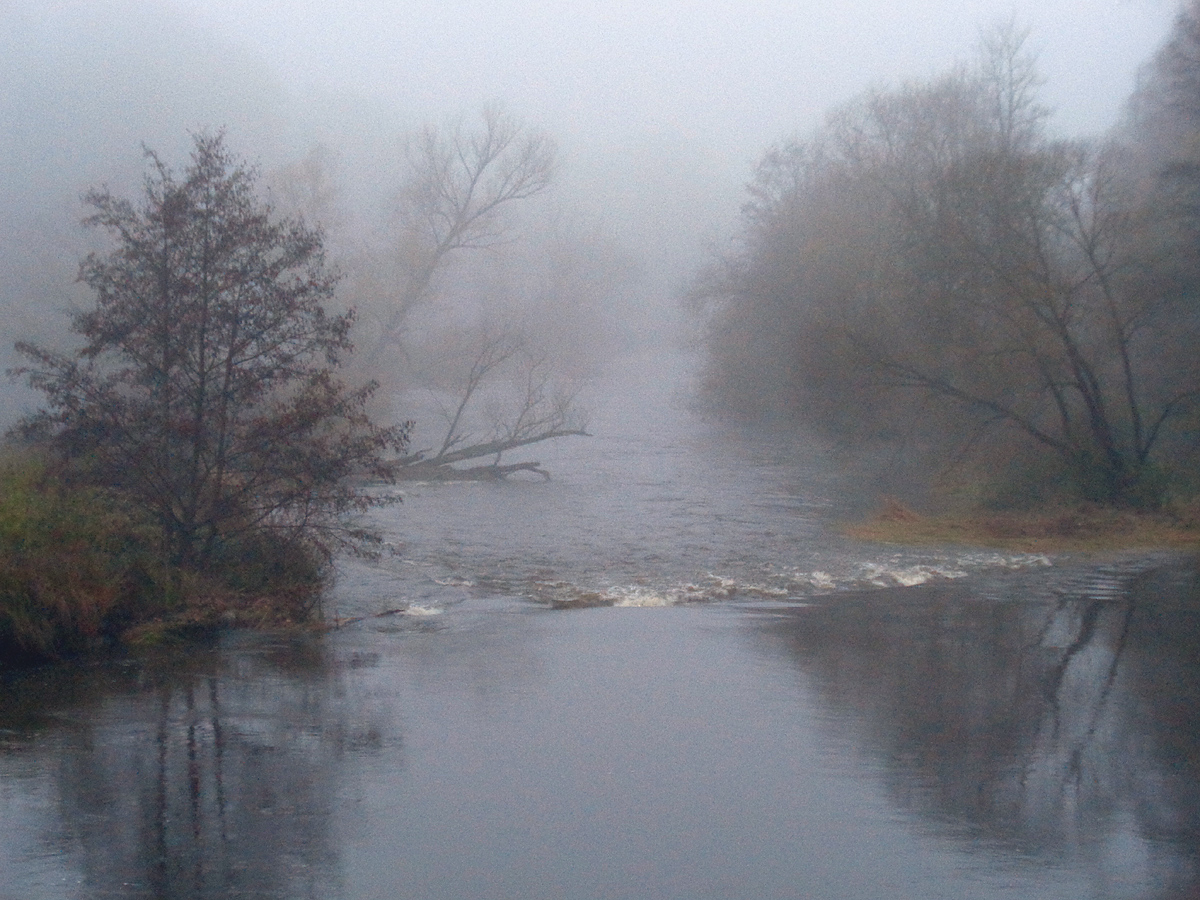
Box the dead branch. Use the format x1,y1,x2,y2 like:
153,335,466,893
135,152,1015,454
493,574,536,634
396,323,589,479
370,105,557,363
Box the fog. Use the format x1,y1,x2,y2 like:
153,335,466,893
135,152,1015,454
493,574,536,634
176,0,1171,152
5,8,1200,895
0,0,1181,427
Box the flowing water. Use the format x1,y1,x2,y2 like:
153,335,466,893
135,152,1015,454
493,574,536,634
2,354,1199,899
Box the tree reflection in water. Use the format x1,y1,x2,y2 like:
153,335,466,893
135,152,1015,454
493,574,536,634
758,556,1200,898
0,633,394,899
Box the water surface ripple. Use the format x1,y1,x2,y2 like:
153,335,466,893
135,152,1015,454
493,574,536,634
2,356,1197,899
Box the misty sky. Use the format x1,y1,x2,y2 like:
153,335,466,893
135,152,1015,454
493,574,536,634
4,1,1182,227
0,0,1186,352
168,0,1175,164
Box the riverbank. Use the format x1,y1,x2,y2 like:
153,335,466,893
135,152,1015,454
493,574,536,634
845,497,1200,554
0,452,326,669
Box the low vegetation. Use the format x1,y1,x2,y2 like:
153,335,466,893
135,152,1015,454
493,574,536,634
0,452,158,665
846,497,1200,554
0,448,333,667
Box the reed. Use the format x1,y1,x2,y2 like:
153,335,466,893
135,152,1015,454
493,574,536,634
0,451,164,664
0,449,329,667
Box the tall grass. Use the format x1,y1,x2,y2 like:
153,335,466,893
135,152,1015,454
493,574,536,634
0,449,331,668
0,451,164,665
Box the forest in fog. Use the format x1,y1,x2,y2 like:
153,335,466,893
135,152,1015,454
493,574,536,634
0,0,1195,661
1,2,1189,501
7,9,1200,898
692,12,1200,510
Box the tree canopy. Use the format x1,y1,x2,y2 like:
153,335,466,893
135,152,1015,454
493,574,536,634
693,24,1200,508
13,133,410,573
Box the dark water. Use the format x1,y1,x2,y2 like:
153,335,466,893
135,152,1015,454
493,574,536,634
3,355,1199,899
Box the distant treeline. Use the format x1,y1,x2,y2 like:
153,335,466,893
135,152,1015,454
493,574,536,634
691,15,1200,509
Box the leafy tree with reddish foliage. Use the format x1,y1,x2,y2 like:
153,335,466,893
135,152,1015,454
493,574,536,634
13,133,409,579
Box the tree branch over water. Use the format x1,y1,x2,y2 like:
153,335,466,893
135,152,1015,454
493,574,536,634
396,325,589,480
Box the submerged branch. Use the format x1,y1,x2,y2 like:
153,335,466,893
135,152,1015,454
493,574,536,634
396,426,590,480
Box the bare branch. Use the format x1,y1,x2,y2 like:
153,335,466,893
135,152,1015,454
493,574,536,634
395,324,588,479
369,106,557,362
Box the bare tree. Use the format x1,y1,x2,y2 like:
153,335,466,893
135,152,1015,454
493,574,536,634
349,106,593,477
396,324,588,480
368,104,556,364
975,20,1048,153
694,25,1200,507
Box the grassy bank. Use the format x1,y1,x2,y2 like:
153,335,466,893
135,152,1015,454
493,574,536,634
0,451,325,669
845,497,1200,554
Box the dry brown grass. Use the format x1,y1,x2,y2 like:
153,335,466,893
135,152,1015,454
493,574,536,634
844,497,1200,553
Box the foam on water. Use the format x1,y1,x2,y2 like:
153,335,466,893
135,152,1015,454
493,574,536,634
536,581,710,609
776,551,1053,596
510,549,1060,611
339,355,1067,622
339,532,1065,617
431,577,475,588
611,588,677,607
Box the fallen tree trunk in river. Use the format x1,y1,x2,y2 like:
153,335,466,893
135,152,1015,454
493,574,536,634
397,459,552,481
395,427,589,480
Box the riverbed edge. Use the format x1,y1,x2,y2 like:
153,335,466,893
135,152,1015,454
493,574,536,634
843,497,1200,554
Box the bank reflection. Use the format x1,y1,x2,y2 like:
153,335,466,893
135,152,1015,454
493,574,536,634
759,557,1200,897
1,633,396,899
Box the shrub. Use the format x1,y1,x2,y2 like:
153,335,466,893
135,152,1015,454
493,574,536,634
0,451,165,665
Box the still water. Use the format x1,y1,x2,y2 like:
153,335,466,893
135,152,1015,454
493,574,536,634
2,355,1199,899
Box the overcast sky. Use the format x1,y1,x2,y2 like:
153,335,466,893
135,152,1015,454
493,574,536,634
0,0,1187,328
5,1,1182,211
163,0,1179,168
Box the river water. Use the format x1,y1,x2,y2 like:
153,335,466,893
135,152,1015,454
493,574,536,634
2,354,1199,899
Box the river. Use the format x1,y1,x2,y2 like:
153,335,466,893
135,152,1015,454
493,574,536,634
2,353,1198,899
